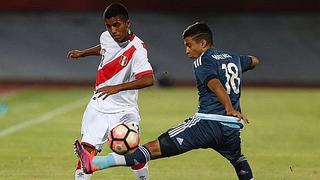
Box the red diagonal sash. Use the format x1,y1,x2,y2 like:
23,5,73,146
96,46,136,86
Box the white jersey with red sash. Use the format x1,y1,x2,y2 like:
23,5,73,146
89,31,153,113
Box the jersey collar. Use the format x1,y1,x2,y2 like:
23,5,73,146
129,33,135,41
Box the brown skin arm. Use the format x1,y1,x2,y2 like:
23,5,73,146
207,78,249,123
249,56,260,69
96,74,154,100
67,44,101,59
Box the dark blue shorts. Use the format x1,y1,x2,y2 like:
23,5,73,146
158,117,242,163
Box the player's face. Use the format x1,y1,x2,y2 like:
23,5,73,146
183,37,205,59
105,16,130,43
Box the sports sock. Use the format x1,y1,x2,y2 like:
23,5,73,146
125,146,151,166
132,163,149,180
92,146,150,170
92,152,124,170
232,156,253,180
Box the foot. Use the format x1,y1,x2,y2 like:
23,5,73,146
73,140,96,174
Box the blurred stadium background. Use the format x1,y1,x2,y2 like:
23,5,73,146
0,0,320,179
1,0,320,86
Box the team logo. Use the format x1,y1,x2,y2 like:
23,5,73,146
120,55,129,66
176,137,184,145
133,159,140,165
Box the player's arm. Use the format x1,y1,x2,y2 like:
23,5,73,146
67,44,101,59
96,74,154,99
249,55,259,69
207,78,249,123
240,54,260,73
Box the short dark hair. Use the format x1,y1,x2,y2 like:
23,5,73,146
182,22,213,45
103,3,129,20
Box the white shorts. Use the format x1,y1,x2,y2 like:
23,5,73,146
81,103,141,151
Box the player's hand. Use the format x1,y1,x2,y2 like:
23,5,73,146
67,50,84,59
226,110,249,124
95,85,121,100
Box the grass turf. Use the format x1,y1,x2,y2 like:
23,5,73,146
0,87,319,179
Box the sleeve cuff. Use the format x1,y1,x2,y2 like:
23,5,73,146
204,74,219,86
135,70,153,79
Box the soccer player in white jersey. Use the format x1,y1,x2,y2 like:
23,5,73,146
67,3,154,180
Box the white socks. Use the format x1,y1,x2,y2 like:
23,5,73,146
132,163,149,180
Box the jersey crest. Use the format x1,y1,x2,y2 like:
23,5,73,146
120,55,129,66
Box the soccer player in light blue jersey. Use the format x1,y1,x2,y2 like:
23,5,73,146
74,22,259,180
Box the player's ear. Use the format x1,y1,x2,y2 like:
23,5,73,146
126,19,131,29
200,39,208,48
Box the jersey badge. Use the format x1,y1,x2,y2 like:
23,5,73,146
120,55,129,66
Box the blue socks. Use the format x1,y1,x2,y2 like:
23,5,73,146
91,146,151,170
232,155,253,180
124,146,151,166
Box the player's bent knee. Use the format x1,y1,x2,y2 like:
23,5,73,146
143,140,161,159
157,132,180,157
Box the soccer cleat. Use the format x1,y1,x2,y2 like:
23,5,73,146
73,140,96,174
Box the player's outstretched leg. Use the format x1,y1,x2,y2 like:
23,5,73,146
74,139,152,172
231,155,253,180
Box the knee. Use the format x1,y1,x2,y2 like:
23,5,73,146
143,139,162,159
157,132,180,157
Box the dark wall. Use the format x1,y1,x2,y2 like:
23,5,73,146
1,0,320,12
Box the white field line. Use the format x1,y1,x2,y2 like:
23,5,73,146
0,97,88,138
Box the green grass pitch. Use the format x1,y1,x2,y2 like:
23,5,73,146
0,87,319,179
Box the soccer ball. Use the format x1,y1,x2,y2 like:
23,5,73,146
108,124,140,155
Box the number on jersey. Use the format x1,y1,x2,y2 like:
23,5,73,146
222,63,240,94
